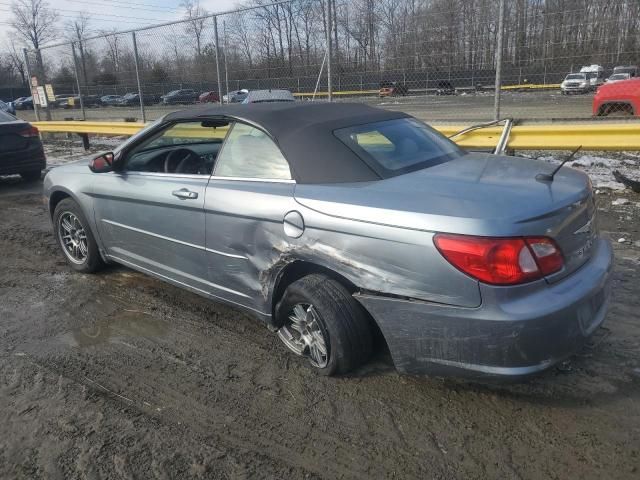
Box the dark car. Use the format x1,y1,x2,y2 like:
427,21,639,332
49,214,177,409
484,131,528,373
198,91,220,103
0,110,46,181
13,96,34,110
0,100,16,115
118,93,159,106
379,81,409,97
435,81,456,95
100,95,123,106
161,89,198,105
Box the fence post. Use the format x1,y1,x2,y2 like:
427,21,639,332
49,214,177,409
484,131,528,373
223,20,230,103
325,0,332,102
23,48,40,122
35,49,52,120
71,43,86,121
131,32,146,122
494,0,505,120
213,16,223,105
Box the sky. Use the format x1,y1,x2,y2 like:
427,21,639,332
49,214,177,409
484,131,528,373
0,0,239,46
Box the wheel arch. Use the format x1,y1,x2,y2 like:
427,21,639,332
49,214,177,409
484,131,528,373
269,259,388,350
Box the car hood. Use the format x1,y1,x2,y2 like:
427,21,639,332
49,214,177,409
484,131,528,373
294,153,591,237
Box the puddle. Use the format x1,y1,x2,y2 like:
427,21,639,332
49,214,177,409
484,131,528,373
65,310,169,347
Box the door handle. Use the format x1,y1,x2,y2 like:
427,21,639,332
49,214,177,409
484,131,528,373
172,188,198,200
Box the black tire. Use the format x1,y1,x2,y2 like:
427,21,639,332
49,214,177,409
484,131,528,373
53,198,105,273
275,274,373,376
20,170,42,182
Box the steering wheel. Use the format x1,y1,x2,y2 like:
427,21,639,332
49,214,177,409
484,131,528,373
164,148,201,174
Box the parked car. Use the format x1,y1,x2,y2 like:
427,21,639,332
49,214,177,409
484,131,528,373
0,110,46,181
613,65,638,78
198,91,220,103
379,81,409,97
435,81,456,95
606,73,631,83
13,97,33,110
101,95,124,106
13,96,33,110
223,89,249,103
242,89,295,104
593,77,640,116
0,100,16,115
43,102,613,379
560,73,591,94
118,93,158,106
161,89,198,105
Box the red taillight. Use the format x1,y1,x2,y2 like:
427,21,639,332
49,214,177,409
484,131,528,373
434,234,564,285
19,126,39,138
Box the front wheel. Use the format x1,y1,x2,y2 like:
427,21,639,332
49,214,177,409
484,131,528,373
53,198,105,273
275,274,373,375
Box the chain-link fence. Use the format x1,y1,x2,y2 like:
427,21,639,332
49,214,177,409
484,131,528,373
16,0,640,123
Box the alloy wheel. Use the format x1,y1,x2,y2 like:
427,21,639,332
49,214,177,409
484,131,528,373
277,303,329,368
57,212,89,264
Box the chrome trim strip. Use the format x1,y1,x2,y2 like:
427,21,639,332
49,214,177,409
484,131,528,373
209,175,295,184
102,219,247,259
106,254,268,316
120,171,211,180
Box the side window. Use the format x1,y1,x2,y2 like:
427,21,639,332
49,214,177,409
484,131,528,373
125,121,229,175
214,123,292,180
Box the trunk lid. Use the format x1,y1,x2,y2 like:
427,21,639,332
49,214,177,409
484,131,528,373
294,153,596,281
0,120,32,154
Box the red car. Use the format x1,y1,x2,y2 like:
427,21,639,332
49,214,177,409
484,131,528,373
593,78,640,116
198,91,220,103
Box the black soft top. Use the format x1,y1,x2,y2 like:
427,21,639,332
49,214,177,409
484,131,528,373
165,102,409,184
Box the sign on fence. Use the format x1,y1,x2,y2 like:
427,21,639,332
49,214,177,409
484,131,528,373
45,84,55,102
36,86,47,107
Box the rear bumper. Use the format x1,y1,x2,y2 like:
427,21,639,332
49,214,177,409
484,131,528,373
0,146,46,175
356,237,613,379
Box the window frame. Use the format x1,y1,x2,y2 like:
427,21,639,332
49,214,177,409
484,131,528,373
118,118,232,179
210,120,295,184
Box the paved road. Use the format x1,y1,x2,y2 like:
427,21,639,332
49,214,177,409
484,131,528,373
14,91,596,124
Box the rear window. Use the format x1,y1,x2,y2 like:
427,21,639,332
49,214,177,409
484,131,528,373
0,110,16,122
334,118,463,178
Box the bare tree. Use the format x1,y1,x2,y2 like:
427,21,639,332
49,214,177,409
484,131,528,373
66,13,91,84
4,37,28,85
11,0,59,119
181,0,208,57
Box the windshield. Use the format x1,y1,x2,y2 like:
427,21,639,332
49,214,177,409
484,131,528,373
566,74,586,80
334,118,463,178
610,74,628,80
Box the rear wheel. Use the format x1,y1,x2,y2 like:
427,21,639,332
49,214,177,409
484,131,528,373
20,170,42,182
53,198,105,273
275,274,373,375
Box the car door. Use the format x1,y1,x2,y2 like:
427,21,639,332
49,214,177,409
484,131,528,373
204,122,299,315
92,121,225,293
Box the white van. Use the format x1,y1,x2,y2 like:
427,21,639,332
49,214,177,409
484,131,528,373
579,65,606,89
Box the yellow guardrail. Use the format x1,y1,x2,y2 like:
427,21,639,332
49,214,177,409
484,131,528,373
33,121,147,136
501,83,561,90
33,120,640,151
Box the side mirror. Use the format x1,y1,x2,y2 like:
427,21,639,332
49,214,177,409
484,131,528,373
89,152,114,173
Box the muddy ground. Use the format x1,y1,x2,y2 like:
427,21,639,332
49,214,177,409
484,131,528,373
1,170,639,479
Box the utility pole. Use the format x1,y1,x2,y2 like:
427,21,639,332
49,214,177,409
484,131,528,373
494,0,505,120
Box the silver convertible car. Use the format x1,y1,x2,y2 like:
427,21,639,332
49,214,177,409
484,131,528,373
44,103,613,378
